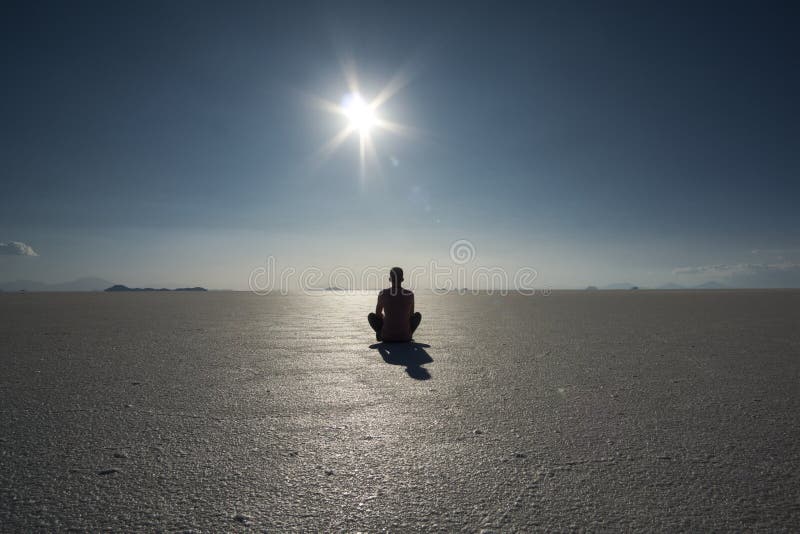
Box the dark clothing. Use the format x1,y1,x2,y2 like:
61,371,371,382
368,312,421,342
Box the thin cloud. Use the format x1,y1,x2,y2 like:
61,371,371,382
673,264,744,276
0,241,38,256
673,262,800,288
672,263,800,276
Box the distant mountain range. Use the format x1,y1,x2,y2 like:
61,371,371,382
597,281,728,290
105,285,207,292
0,278,738,293
0,278,207,292
0,277,113,292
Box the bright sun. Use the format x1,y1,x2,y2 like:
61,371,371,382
342,93,375,134
309,64,413,179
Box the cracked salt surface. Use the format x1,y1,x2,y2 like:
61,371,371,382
1,290,799,530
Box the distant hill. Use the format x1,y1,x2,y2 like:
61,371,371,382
0,278,211,292
0,277,113,292
105,285,207,292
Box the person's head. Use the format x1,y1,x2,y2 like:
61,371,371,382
389,267,404,287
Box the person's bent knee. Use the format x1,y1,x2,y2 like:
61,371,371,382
368,313,381,329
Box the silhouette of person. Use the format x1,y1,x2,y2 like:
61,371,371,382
368,267,421,342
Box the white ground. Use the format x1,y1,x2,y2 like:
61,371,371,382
1,291,798,531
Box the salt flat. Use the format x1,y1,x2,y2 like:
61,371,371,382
1,291,799,531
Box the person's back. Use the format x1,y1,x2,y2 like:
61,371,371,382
368,267,422,342
379,287,415,341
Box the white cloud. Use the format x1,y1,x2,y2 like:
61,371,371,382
0,241,38,256
672,262,800,288
673,264,745,276
673,263,800,276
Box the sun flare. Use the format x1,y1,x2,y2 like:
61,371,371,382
308,63,415,180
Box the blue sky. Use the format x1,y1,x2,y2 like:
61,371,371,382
1,1,799,289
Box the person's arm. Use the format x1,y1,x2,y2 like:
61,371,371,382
409,293,414,317
375,291,384,317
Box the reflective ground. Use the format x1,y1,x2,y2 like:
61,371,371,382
1,291,799,530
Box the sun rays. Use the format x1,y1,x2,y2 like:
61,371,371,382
307,63,415,181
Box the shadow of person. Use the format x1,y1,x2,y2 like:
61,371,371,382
369,342,433,380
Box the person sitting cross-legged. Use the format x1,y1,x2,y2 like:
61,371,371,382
368,267,421,342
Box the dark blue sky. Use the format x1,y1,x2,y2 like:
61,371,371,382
2,1,798,288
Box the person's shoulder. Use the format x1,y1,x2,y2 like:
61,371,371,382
402,288,414,297
378,288,389,296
